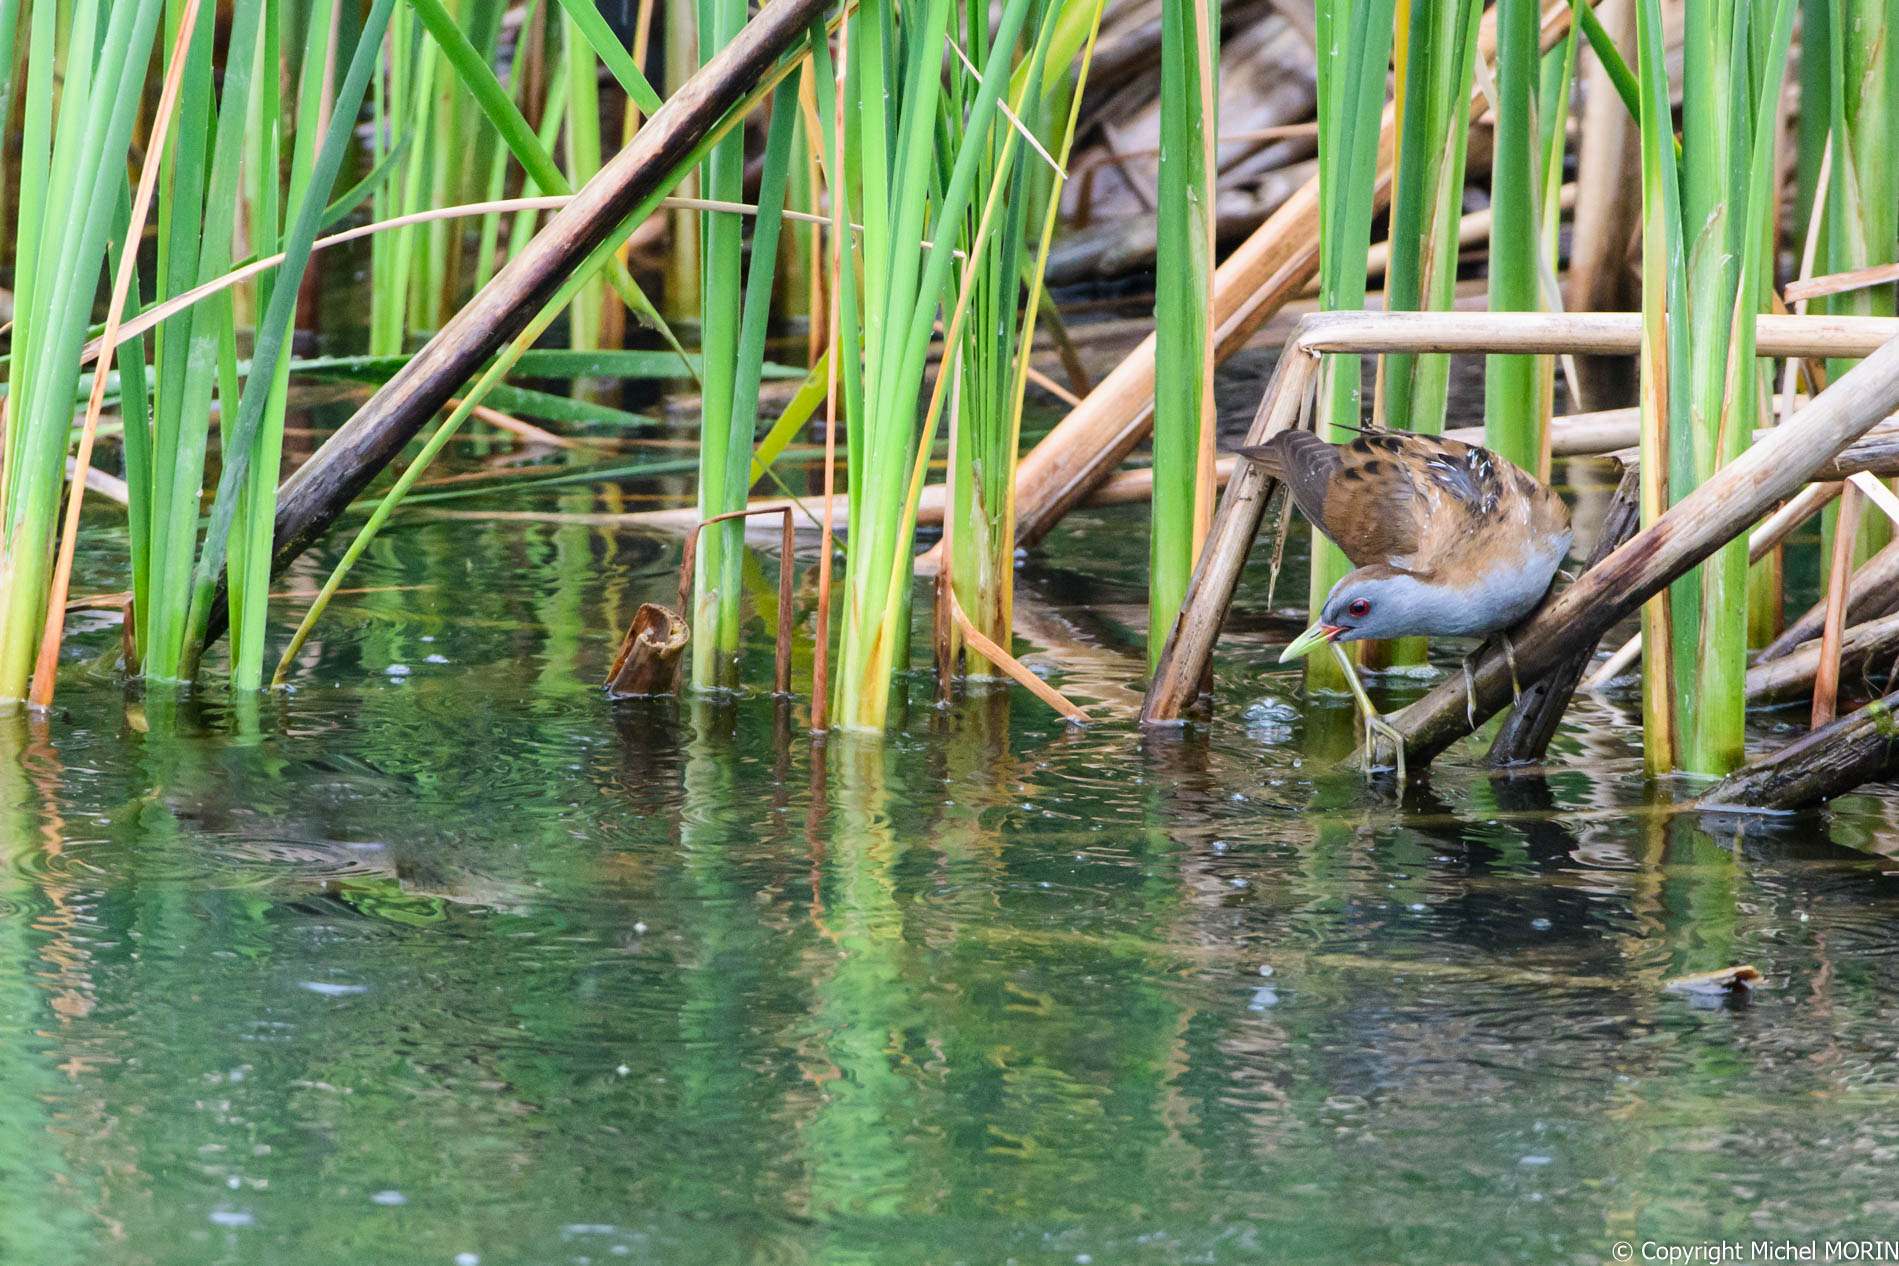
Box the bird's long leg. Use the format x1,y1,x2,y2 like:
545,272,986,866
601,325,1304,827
1462,636,1523,725
1330,642,1406,784
1501,633,1523,702
1462,651,1480,728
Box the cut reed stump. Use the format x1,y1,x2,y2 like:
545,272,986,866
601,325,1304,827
1692,690,1899,811
201,0,829,642
605,604,691,696
1485,464,1640,766
1143,310,1899,727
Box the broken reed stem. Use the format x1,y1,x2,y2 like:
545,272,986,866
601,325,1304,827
1813,482,1860,727
946,588,1087,723
1142,347,1320,721
212,0,833,646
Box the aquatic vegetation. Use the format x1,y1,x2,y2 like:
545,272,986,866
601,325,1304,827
2,0,1899,802
1147,0,1218,670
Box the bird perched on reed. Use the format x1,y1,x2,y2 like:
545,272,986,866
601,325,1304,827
1240,428,1572,781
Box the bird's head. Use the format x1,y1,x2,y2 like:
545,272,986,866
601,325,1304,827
1279,567,1437,661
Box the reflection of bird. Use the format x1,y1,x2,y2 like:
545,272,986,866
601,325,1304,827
1240,428,1572,780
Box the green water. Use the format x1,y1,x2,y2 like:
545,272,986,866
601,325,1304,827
8,448,1899,1265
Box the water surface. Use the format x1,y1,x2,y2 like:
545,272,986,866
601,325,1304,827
7,386,1899,1265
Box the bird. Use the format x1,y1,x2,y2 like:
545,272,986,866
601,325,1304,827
1239,427,1572,781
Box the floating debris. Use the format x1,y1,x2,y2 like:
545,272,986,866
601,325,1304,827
1662,965,1763,1001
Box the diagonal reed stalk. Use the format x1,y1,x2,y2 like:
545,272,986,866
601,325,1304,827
272,12,823,685
175,0,401,678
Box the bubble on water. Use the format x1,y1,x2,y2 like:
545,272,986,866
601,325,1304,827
456,1255,481,1266
1520,1155,1552,1166
209,1209,254,1227
386,664,411,678
1241,697,1298,743
301,982,368,996
425,654,449,664
1531,917,1552,931
1249,987,1279,1011
371,1190,407,1206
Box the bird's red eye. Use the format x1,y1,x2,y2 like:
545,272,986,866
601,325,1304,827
1348,598,1371,618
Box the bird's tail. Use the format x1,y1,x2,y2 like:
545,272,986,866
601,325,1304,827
1232,442,1285,480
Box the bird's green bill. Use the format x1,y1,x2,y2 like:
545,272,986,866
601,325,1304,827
1279,623,1344,662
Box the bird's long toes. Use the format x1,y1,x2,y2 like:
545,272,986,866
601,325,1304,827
1363,716,1408,786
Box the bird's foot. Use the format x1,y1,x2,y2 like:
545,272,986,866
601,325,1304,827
1359,711,1408,785
1462,652,1480,728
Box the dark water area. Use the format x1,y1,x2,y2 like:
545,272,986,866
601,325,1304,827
8,354,1899,1265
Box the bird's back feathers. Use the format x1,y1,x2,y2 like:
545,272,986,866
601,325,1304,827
1237,429,1568,582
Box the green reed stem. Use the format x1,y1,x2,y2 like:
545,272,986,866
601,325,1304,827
1149,0,1218,670
1482,0,1544,476
1308,0,1396,693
